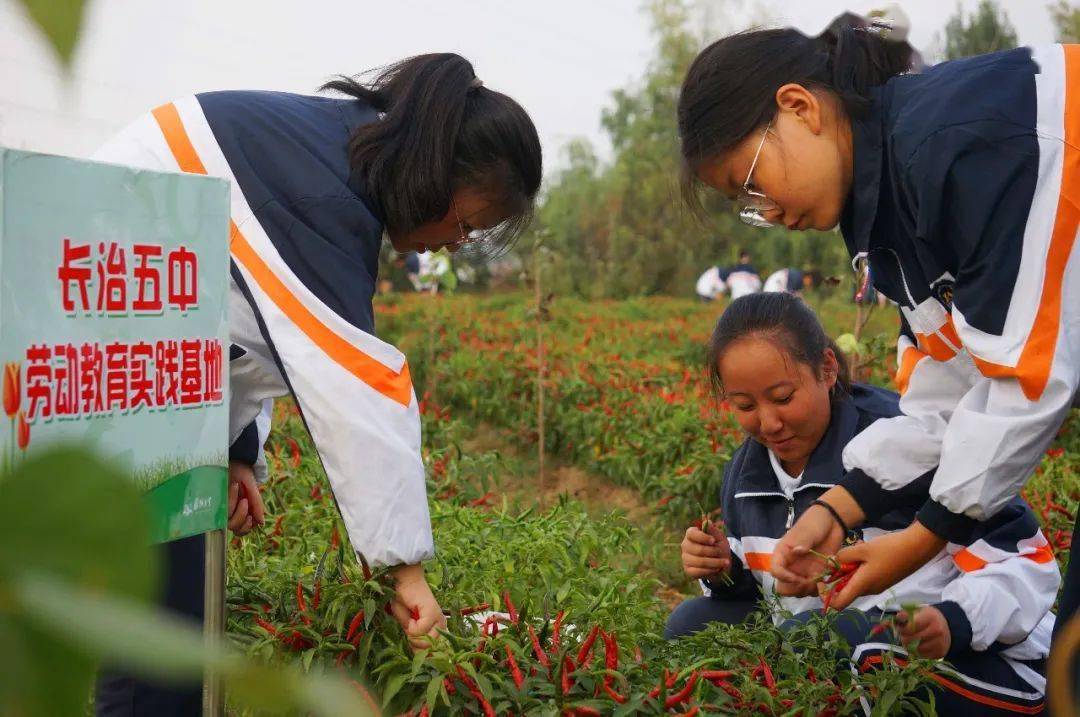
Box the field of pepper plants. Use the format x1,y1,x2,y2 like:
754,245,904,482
226,292,1078,716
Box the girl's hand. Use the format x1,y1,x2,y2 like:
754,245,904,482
895,605,951,659
681,522,731,580
828,522,946,611
390,564,447,652
771,504,845,596
228,460,266,536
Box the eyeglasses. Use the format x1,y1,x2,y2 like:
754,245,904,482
737,122,779,228
451,197,483,249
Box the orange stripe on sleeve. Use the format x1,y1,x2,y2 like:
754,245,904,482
970,44,1080,401
151,103,208,175
1024,541,1056,564
150,102,413,407
744,552,771,571
953,548,988,572
230,226,413,406
895,345,928,395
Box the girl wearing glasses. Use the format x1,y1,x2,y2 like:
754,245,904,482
676,13,1080,648
92,52,540,714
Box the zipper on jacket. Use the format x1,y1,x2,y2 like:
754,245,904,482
785,499,795,529
876,246,962,354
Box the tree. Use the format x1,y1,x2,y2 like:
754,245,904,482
943,1,1019,60
529,0,850,299
1048,0,1080,43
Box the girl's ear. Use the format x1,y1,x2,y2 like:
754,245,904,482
820,347,839,390
775,83,823,135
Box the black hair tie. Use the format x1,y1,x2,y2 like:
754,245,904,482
811,499,851,537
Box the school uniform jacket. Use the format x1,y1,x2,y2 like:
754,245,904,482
92,92,433,567
708,385,1058,672
836,45,1080,543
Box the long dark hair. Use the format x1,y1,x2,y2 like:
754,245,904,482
677,13,913,208
322,53,542,254
706,292,851,401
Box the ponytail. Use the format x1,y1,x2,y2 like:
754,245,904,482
322,53,542,249
678,12,914,190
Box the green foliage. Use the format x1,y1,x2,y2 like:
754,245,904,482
230,377,944,715
0,447,374,717
15,0,85,65
1049,0,1080,43
943,0,1019,60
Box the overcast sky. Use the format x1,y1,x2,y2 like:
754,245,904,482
0,0,1068,174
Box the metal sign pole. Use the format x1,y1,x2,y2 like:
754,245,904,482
202,528,227,716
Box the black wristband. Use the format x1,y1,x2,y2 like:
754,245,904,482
811,499,851,536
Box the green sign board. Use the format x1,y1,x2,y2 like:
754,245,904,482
0,148,230,542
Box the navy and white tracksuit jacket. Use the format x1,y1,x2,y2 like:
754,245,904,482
92,92,433,567
707,385,1058,695
834,45,1080,543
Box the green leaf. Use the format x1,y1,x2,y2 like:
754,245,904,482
14,0,86,65
0,447,157,717
380,672,408,709
425,673,443,710
14,572,377,717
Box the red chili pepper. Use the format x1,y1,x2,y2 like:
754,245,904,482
822,573,853,612
1049,502,1074,519
270,514,285,537
456,666,495,717
552,610,565,652
345,610,365,642
254,617,278,636
571,709,601,717
459,602,491,617
330,526,340,550
527,625,551,668
870,622,891,636
444,677,456,695
807,665,817,683
600,630,619,690
480,615,500,637
597,682,626,703
561,655,574,695
502,591,519,624
418,705,430,717
335,650,349,667
701,670,735,682
576,625,600,667
664,671,699,709
359,554,373,582
716,680,743,701
286,437,301,468
826,562,858,583
468,491,496,507
312,581,322,610
757,657,776,695
676,707,700,717
410,605,421,622
505,645,524,689
296,581,311,625
648,668,679,699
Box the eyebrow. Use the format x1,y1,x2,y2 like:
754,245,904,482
725,381,794,397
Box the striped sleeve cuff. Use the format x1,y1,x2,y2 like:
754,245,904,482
933,600,973,657
917,499,979,544
229,420,260,466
